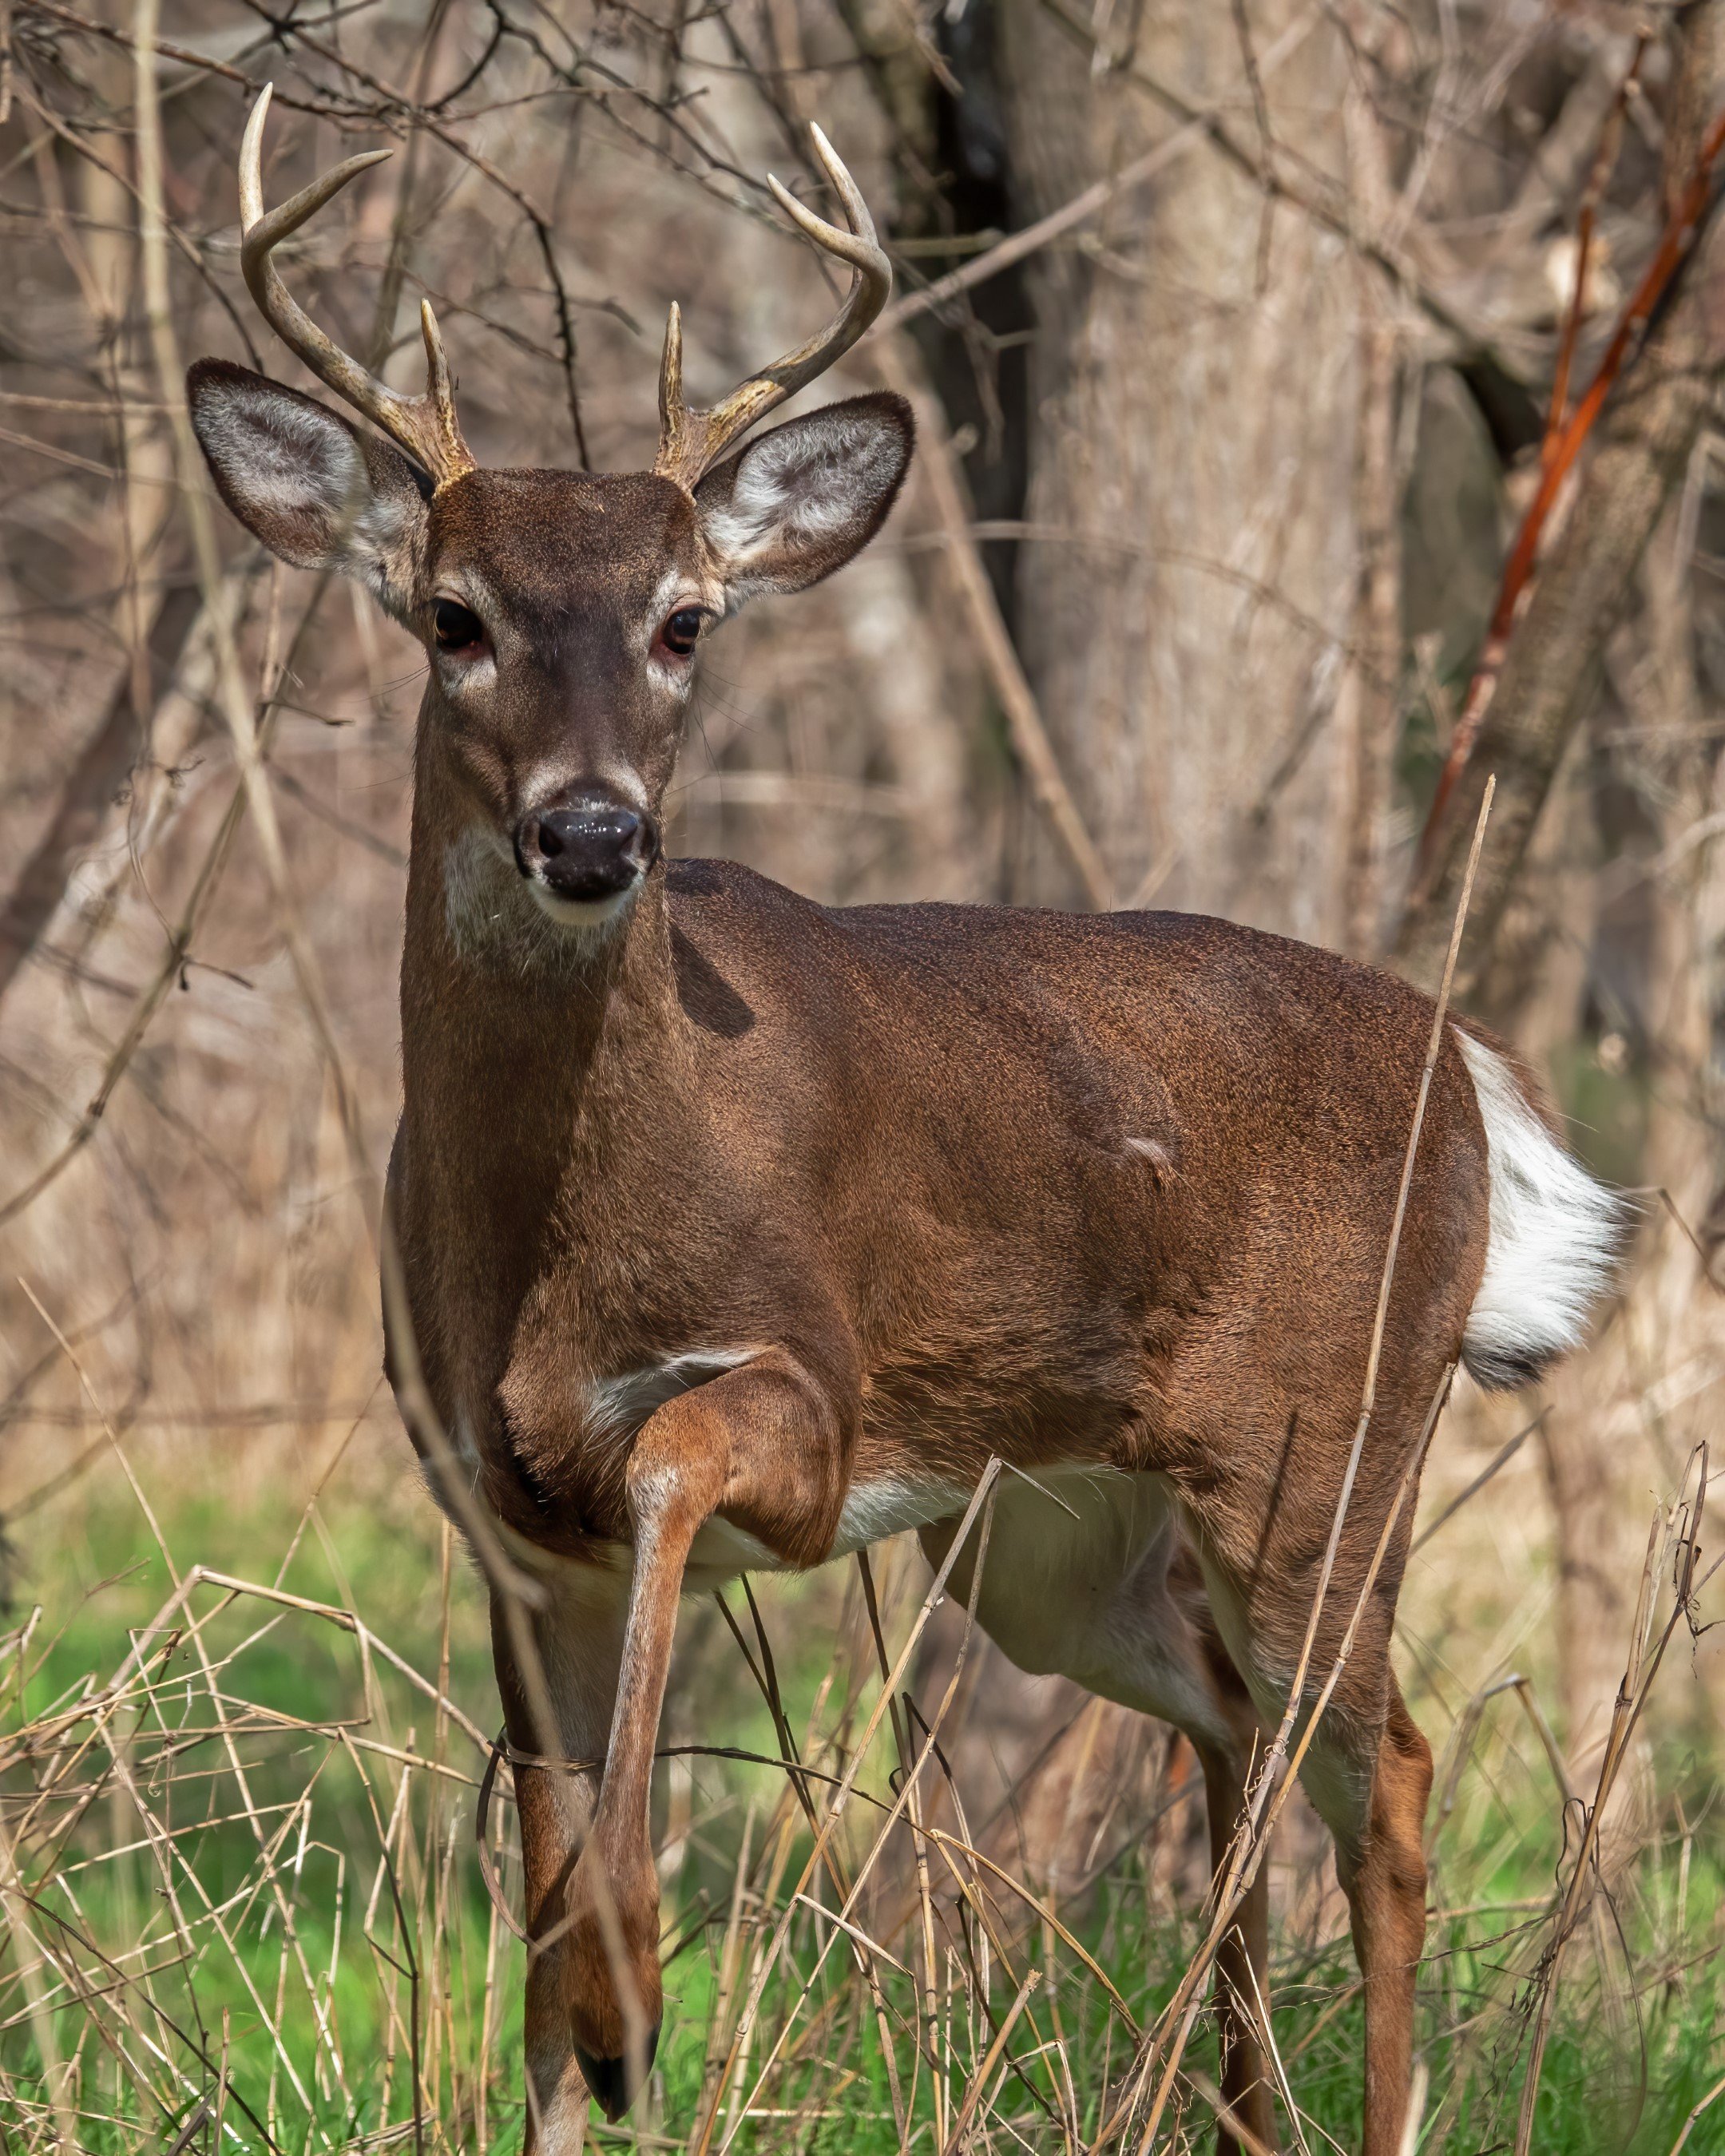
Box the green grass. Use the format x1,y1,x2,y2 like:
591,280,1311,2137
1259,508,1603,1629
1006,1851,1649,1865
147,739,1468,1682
2,1457,1721,2154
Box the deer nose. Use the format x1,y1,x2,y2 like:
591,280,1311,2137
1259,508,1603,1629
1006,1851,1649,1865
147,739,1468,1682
515,791,659,903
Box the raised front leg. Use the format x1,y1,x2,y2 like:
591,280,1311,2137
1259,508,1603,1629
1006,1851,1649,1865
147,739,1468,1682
510,1347,847,2137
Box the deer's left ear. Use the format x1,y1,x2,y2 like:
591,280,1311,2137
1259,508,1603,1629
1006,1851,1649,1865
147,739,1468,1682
695,390,914,608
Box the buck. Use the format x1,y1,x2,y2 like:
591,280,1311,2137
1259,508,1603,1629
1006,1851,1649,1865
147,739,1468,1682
190,88,1621,2156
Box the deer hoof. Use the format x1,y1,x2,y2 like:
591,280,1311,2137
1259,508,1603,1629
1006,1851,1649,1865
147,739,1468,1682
574,2024,660,2122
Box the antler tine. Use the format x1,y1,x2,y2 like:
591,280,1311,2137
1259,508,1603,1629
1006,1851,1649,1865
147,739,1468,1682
653,123,892,492
238,85,476,488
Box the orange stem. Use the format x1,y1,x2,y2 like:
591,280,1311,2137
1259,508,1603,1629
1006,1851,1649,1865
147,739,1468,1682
1415,88,1725,874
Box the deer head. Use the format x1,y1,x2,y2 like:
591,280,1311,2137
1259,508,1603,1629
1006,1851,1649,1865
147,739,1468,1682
189,88,912,948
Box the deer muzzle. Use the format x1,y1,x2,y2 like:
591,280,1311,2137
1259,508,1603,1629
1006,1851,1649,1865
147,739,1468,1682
515,788,660,921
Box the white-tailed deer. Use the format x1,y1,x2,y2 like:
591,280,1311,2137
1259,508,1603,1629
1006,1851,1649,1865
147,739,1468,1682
190,88,1623,2156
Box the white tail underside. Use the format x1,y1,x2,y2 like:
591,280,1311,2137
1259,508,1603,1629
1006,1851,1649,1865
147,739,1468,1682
1455,1028,1626,1392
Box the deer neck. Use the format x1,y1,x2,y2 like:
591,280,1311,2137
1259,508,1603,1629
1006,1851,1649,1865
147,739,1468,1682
395,727,689,1306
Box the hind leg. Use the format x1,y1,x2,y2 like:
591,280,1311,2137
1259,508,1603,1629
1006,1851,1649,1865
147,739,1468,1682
1187,1527,1432,2156
1169,1330,1451,2156
922,1473,1279,2154
1299,1682,1433,2156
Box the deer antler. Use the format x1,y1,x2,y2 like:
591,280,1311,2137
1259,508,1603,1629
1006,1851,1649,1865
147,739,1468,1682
238,85,476,489
654,125,891,492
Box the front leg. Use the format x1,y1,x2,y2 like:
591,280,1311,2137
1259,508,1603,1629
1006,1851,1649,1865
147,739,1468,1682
513,1347,847,2138
494,1564,630,2154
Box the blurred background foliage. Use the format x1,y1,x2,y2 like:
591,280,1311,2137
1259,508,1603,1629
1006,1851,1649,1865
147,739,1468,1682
2,0,1724,2148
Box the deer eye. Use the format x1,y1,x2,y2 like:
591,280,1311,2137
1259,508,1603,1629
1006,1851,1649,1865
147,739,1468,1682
660,607,704,658
433,599,484,652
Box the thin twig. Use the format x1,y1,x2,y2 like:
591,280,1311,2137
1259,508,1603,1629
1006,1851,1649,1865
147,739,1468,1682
878,347,1114,910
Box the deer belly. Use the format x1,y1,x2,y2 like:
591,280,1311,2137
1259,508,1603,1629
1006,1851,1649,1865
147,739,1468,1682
683,1472,966,1587
831,1474,970,1556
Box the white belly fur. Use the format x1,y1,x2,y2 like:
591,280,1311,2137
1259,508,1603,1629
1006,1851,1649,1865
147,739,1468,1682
922,1464,1233,1747
684,1472,965,1588
578,1455,1231,1751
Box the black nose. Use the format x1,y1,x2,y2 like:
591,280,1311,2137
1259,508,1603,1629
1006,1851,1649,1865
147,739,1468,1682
515,792,659,903
574,2023,660,2122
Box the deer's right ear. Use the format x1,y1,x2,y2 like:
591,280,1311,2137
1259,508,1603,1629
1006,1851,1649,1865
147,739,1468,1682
187,359,428,619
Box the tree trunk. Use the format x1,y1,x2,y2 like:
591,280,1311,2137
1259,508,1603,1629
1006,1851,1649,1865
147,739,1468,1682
1394,3,1725,1004
0,581,200,1009
993,1,1375,940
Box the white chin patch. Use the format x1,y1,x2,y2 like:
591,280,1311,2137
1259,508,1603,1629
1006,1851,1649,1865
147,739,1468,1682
525,880,638,931
442,827,637,976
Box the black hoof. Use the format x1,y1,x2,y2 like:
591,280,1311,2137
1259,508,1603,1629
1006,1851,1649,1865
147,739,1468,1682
575,2023,660,2121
